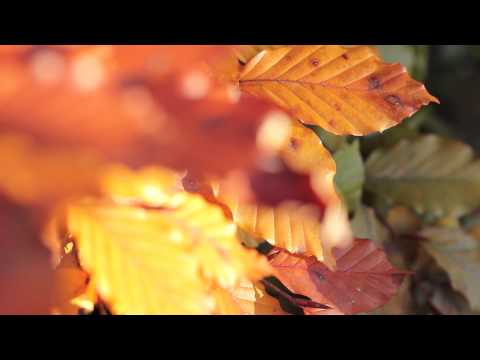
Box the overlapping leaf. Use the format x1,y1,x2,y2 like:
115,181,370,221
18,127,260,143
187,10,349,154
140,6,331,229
65,168,271,314
366,135,480,217
185,119,352,268
239,45,438,136
421,227,480,311
268,239,408,314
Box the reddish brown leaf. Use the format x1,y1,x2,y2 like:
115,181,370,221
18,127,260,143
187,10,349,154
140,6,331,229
268,239,408,314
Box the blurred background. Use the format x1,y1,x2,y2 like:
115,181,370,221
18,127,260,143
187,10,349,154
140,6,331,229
380,45,480,150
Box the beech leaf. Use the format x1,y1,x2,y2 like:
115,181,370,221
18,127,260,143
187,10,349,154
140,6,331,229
197,120,352,268
421,227,480,312
239,45,438,136
268,239,408,314
66,177,271,314
366,135,480,217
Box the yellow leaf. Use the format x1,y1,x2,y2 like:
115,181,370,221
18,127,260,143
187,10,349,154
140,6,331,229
212,120,352,268
100,165,183,206
239,45,438,136
66,190,271,314
281,118,336,175
212,280,287,315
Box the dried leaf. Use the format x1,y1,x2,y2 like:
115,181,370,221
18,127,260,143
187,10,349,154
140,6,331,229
239,45,438,136
421,227,480,311
268,239,408,314
366,135,480,217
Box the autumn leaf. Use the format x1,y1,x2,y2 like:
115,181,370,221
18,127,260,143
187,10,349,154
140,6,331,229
67,201,215,314
184,119,352,268
0,45,278,175
421,227,480,312
366,135,480,217
239,45,438,136
268,239,408,314
65,172,271,314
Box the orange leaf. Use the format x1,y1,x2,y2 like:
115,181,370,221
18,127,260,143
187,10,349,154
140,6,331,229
239,45,438,136
193,120,352,268
0,45,277,175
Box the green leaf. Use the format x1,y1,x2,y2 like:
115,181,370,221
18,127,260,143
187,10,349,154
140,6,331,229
310,126,348,153
366,135,480,218
421,227,480,312
333,141,365,212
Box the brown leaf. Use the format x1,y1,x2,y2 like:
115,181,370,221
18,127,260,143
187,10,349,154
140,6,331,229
421,227,480,312
268,239,408,314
